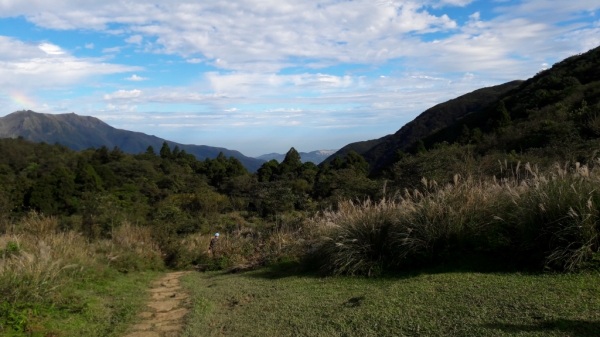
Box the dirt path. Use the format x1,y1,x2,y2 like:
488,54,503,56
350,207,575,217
123,271,192,337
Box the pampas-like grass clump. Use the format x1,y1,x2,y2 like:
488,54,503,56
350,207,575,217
312,162,600,275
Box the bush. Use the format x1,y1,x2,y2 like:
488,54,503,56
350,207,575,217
311,162,600,275
0,215,164,332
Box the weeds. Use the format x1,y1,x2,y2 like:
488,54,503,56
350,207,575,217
311,162,600,275
0,212,164,332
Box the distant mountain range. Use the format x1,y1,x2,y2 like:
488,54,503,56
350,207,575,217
323,80,523,172
0,110,265,172
256,149,337,164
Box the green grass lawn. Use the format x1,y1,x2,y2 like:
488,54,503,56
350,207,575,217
180,265,600,337
2,270,160,337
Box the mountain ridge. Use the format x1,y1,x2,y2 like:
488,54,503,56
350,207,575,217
323,80,524,171
0,110,265,172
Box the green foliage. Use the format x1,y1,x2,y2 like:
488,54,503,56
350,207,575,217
279,147,302,174
327,80,522,172
145,145,156,155
342,151,369,174
313,162,600,275
159,141,172,159
416,140,427,154
182,268,600,337
496,100,511,128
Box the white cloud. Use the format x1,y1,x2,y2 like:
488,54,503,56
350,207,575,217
125,35,142,45
0,0,597,76
125,74,149,81
186,58,203,64
84,43,94,49
104,89,142,100
0,0,600,79
0,36,140,90
0,1,460,71
38,43,65,55
434,0,474,8
102,46,121,53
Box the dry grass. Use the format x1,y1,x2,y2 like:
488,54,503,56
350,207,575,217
311,161,600,275
0,213,164,309
172,215,312,271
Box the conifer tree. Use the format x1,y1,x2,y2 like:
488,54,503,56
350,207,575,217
160,141,172,159
416,140,427,154
497,100,511,127
146,145,156,155
280,147,302,174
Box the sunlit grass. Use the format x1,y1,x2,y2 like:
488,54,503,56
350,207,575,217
181,266,600,337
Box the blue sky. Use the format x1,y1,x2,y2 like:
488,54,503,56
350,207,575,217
0,0,599,157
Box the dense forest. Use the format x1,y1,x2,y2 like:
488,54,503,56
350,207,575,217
0,138,378,261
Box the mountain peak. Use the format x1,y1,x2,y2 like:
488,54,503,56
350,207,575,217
0,110,265,171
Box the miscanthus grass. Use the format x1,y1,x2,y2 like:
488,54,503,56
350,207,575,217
311,161,600,275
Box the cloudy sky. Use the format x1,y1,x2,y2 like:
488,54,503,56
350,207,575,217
0,0,599,157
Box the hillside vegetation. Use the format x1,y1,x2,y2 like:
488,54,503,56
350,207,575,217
323,80,522,171
0,111,265,171
388,45,600,186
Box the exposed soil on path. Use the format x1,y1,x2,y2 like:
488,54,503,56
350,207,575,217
123,271,192,337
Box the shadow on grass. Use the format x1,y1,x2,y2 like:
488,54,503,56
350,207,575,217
242,260,318,280
483,319,600,337
243,254,545,280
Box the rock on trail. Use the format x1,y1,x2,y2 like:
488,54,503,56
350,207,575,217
124,271,192,337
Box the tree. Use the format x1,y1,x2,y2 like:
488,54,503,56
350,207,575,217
257,160,279,182
93,146,111,165
459,125,471,144
470,127,483,143
75,158,103,192
160,141,172,159
280,147,302,174
416,140,427,154
226,157,247,178
342,151,369,175
172,145,180,158
496,100,511,128
331,156,343,170
110,146,125,161
395,150,406,162
146,145,156,155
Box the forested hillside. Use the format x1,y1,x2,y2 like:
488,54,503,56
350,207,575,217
0,111,265,172
0,140,377,233
323,80,523,171
386,45,600,188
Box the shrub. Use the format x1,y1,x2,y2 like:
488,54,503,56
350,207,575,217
311,162,600,275
311,199,399,276
19,211,58,239
0,215,164,331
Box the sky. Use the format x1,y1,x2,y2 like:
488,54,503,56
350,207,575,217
0,1,599,157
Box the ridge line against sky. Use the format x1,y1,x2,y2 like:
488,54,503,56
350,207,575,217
0,0,599,156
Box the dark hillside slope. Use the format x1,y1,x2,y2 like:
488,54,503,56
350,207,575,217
0,110,265,171
320,136,391,165
416,45,600,159
364,80,523,171
323,81,522,170
384,45,600,187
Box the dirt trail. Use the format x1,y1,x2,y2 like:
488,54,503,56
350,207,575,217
123,271,192,337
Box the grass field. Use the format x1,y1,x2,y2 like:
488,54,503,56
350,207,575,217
2,270,160,337
180,264,600,337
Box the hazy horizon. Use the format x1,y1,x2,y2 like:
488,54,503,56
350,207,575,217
1,0,599,156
